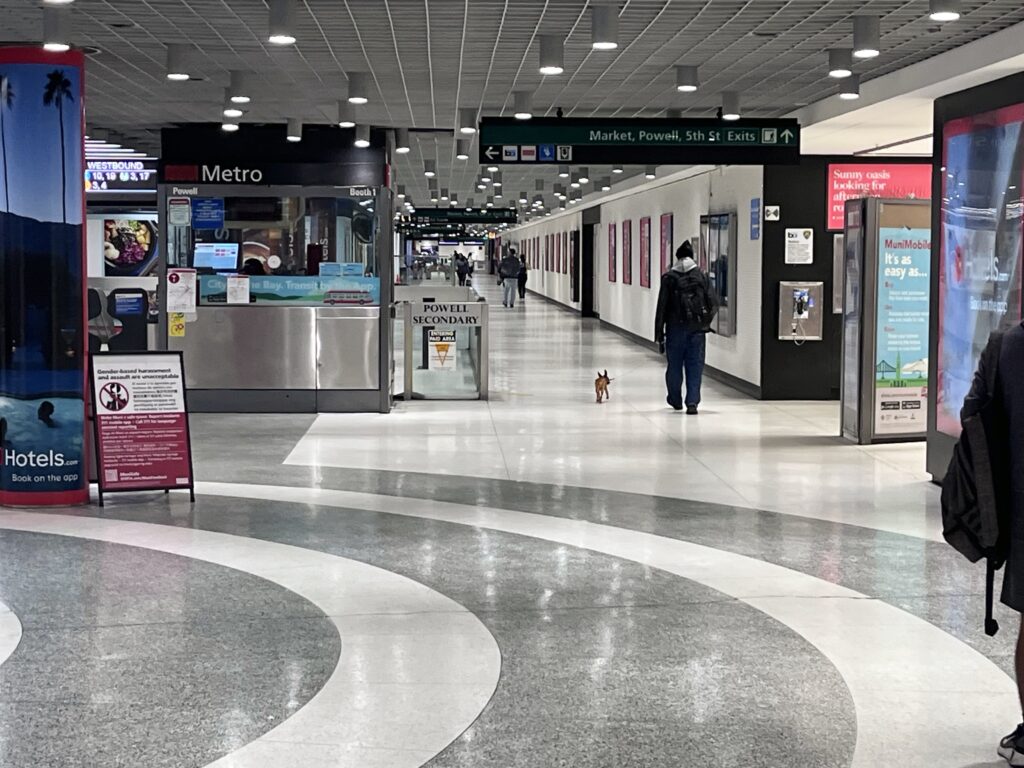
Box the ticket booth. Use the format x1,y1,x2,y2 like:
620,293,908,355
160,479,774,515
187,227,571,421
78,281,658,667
157,124,393,413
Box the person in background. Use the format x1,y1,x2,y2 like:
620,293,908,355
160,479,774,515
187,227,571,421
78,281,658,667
517,257,529,302
241,258,266,276
498,249,522,308
455,252,470,286
654,241,718,414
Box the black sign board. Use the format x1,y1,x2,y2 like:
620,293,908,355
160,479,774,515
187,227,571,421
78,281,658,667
407,207,517,225
478,117,801,165
86,159,158,195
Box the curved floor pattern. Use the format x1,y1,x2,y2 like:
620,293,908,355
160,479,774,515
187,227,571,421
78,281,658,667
0,511,500,768
0,599,20,670
196,481,1017,768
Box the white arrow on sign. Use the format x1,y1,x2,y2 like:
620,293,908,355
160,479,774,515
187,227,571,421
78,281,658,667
484,146,499,160
780,129,795,142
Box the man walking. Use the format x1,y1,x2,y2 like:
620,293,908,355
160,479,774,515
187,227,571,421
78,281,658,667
960,323,1024,765
498,249,522,308
654,241,718,414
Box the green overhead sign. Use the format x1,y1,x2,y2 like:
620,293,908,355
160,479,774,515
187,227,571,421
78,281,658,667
479,117,801,165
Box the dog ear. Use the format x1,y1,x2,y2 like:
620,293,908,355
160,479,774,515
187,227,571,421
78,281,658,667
596,371,601,379
603,370,608,378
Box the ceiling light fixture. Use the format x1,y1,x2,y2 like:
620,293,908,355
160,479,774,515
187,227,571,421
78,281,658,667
518,191,528,204
929,0,961,22
423,159,436,177
839,74,861,100
42,6,71,52
591,5,619,50
456,139,471,160
570,172,581,189
721,91,741,121
337,100,356,128
354,124,371,148
675,65,699,92
578,167,590,184
223,89,244,118
440,188,449,201
466,197,475,210
347,72,370,104
165,43,191,81
853,16,880,59
481,168,492,182
396,184,406,200
222,122,240,133
287,118,302,142
645,166,656,179
539,35,564,75
228,71,252,104
612,165,623,174
493,171,502,187
828,49,853,78
600,177,611,192
268,0,297,45
513,90,533,120
395,127,411,154
665,108,683,119
558,165,570,178
459,107,478,134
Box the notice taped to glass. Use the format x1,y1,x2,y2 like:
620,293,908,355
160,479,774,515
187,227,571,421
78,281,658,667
90,352,195,505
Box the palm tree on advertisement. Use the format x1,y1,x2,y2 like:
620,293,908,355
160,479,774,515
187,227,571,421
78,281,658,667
43,69,73,223
0,73,13,212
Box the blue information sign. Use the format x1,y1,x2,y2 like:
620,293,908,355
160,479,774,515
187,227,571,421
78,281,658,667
750,198,761,241
191,198,225,230
538,144,556,162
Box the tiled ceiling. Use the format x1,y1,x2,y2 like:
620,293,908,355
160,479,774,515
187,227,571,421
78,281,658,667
2,0,1023,209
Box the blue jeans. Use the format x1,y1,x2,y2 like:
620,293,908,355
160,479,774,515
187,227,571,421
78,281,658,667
665,327,706,408
502,279,517,307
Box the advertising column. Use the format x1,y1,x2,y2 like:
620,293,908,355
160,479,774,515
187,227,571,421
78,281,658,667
874,228,931,434
0,48,87,505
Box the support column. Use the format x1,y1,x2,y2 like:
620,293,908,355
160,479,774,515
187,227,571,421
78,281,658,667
0,47,87,505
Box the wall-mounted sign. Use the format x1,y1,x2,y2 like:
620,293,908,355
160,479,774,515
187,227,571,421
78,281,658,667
411,302,483,326
750,198,761,240
785,228,814,264
827,164,931,230
480,117,801,165
428,330,458,371
86,159,157,194
407,207,518,225
765,205,781,221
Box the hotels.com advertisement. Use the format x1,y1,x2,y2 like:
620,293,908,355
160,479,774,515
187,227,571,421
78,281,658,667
827,163,932,230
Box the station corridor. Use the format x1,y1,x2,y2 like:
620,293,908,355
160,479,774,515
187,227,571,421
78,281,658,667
0,276,1012,768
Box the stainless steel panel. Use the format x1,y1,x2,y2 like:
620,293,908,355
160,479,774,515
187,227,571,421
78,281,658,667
169,307,317,390
316,307,380,390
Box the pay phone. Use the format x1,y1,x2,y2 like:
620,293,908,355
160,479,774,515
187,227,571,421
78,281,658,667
778,281,824,342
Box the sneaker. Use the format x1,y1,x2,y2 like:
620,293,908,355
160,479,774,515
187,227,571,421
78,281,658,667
686,405,699,415
666,398,683,412
999,723,1024,765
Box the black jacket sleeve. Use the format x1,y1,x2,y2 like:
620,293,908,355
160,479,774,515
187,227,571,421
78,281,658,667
655,274,671,342
961,334,1000,422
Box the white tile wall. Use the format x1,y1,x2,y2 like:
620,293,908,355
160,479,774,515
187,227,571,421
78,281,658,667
508,210,583,310
509,166,764,388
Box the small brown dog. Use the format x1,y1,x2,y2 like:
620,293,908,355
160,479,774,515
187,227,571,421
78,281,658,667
595,370,612,403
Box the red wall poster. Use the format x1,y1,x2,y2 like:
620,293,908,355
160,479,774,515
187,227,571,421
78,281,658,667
608,222,617,282
827,163,931,230
622,220,633,285
91,352,194,505
660,213,674,276
639,217,652,288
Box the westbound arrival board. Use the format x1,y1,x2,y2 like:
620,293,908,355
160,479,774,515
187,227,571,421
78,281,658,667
479,117,801,165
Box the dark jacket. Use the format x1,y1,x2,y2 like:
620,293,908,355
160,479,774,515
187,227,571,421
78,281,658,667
654,263,718,341
455,255,469,276
498,255,521,280
517,262,528,285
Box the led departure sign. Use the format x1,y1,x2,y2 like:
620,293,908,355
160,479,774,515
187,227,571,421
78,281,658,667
85,159,158,194
479,117,801,165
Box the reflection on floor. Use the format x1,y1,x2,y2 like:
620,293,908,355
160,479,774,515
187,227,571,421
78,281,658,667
0,276,1013,768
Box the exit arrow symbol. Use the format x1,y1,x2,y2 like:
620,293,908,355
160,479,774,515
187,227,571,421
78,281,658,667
780,129,795,142
484,146,499,160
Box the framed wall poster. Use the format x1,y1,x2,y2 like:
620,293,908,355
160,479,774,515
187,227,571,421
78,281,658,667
608,222,617,282
557,231,562,273
660,213,674,276
639,217,652,288
563,231,569,274
622,220,633,285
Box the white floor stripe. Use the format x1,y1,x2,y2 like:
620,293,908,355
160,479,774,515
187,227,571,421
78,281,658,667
0,511,500,768
196,480,1016,768
0,599,22,670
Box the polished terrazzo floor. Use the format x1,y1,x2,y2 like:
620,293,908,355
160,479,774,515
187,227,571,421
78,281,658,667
0,276,1016,767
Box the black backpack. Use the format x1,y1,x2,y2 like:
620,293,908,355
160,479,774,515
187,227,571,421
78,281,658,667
673,270,714,327
941,331,1007,636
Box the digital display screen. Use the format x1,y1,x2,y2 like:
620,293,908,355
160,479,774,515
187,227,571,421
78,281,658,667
193,243,240,272
936,102,1024,436
85,159,157,194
